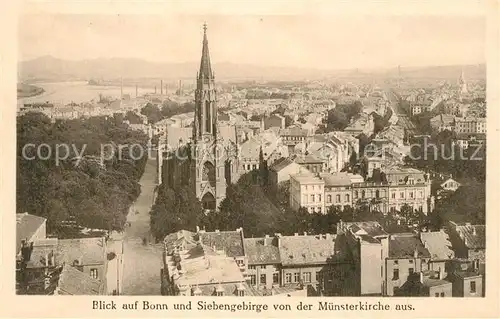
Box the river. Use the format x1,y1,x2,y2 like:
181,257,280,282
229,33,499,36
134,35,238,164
18,81,156,105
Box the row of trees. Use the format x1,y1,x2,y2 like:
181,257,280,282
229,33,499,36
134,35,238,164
140,100,195,124
17,112,148,236
316,101,363,132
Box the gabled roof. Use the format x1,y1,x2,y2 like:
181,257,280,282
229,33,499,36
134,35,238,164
269,157,295,172
27,237,106,268
16,213,46,253
389,234,431,259
455,224,485,249
164,230,197,255
55,264,105,295
420,230,455,260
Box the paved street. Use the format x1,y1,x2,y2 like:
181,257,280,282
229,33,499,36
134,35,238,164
121,158,164,295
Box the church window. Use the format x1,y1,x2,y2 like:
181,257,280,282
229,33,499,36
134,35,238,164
205,101,211,134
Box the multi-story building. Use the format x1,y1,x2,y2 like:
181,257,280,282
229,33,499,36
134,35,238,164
385,168,432,214
278,233,339,296
279,127,309,153
322,173,353,210
268,158,305,191
198,228,248,270
336,221,390,296
17,237,108,295
454,116,486,133
244,236,281,290
289,171,325,214
429,114,455,133
352,182,390,213
384,233,432,296
446,222,485,269
292,153,326,174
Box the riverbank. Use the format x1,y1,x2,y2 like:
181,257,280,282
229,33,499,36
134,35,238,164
17,83,45,98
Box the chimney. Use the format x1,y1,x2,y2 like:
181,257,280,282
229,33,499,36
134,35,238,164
215,229,220,233
472,227,477,236
50,252,55,267
303,231,307,236
419,271,424,284
44,254,49,267
294,233,299,237
196,225,200,233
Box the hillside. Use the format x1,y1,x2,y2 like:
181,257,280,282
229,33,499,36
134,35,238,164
18,55,485,82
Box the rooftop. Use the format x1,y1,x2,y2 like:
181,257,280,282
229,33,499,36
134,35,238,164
278,234,337,266
320,172,354,187
420,230,455,260
342,221,388,238
27,237,107,268
454,224,485,249
16,213,46,253
243,237,281,265
198,230,245,258
172,245,245,287
55,264,105,295
290,172,324,185
389,234,431,259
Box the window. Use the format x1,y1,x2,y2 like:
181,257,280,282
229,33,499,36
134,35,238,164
318,207,322,214
294,272,300,283
354,191,358,199
260,274,266,284
440,292,445,297
311,195,315,203
409,192,414,199
435,293,439,297
470,281,476,293
336,195,341,203
216,291,223,296
285,273,292,284
303,272,311,283
418,206,423,212
238,290,244,297
409,268,414,274
318,194,322,202
327,195,332,203
345,194,350,202
248,265,256,270
376,190,380,198
90,268,98,279
409,259,414,263
316,272,320,281
362,190,366,198
260,265,266,269
250,275,257,285
400,192,404,199
419,191,424,198
393,269,399,280
273,273,279,284
391,192,396,199
394,260,398,265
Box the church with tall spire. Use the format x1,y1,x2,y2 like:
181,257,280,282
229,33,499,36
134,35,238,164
160,24,239,211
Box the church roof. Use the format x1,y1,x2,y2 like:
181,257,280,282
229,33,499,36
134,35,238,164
199,23,213,80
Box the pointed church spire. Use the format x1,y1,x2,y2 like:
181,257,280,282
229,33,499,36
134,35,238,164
199,23,213,80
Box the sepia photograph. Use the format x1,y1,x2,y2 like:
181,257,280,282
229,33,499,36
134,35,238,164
13,7,489,305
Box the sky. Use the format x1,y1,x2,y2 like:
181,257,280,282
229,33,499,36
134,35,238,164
18,14,486,70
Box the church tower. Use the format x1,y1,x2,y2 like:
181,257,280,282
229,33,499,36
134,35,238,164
459,68,468,94
191,24,226,211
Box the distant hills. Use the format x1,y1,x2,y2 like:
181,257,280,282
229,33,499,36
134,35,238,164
18,55,485,83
